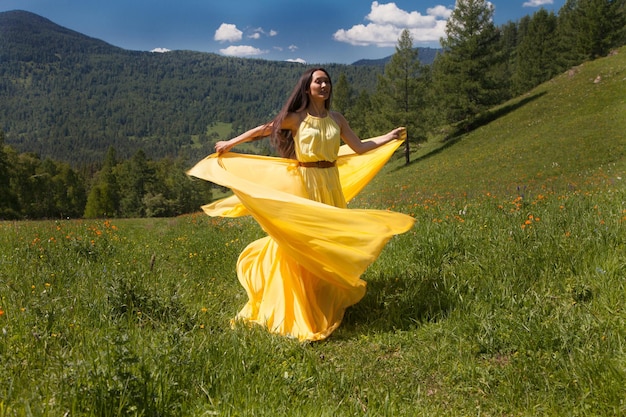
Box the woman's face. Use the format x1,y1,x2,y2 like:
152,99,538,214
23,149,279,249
308,70,331,101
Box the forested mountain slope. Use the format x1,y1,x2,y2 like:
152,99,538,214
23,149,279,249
0,10,383,165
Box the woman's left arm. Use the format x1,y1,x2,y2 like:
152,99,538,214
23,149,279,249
334,112,405,154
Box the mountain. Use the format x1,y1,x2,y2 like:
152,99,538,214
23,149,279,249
0,10,124,61
352,47,440,66
0,10,385,166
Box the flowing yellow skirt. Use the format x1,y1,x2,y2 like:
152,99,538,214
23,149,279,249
187,139,415,341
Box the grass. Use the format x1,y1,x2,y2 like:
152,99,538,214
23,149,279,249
1,48,625,416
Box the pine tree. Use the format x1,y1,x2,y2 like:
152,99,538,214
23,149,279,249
514,9,559,94
117,149,155,217
373,29,427,164
558,0,626,66
0,131,20,219
84,146,120,218
434,0,502,126
332,73,353,117
349,90,374,139
494,21,519,100
54,163,86,218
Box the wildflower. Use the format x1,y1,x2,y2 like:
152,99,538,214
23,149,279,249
0,309,4,316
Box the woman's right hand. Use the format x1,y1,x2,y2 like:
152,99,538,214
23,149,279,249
215,140,233,154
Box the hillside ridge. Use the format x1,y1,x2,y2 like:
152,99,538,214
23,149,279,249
0,10,124,60
0,10,385,165
370,46,626,200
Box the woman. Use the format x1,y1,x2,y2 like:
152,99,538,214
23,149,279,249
188,68,414,341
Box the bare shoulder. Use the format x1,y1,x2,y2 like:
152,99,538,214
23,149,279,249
329,111,348,128
283,111,305,130
278,111,306,137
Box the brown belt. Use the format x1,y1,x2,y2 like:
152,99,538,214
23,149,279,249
298,160,336,168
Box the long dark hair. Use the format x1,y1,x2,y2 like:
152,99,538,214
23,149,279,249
270,67,332,159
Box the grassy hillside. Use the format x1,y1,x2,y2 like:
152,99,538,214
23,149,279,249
356,46,625,208
0,49,624,416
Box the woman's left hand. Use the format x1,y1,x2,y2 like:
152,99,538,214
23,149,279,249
390,127,406,141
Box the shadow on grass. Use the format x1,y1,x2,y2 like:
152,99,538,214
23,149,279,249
396,91,547,169
339,271,454,336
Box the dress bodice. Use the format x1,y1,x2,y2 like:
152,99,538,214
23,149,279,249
293,114,341,163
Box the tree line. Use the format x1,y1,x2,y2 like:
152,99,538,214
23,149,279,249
0,130,214,219
1,0,624,220
338,0,625,153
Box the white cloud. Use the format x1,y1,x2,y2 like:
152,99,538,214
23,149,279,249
427,5,453,19
150,48,171,53
288,45,298,52
366,1,435,27
523,0,554,6
334,23,402,47
286,58,306,64
333,1,452,47
219,45,267,57
248,27,278,40
214,23,242,42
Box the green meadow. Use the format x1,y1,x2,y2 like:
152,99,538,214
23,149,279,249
1,48,625,416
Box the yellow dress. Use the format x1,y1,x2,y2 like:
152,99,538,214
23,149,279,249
187,115,414,341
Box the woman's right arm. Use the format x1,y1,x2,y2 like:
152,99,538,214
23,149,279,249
214,112,302,154
214,123,273,154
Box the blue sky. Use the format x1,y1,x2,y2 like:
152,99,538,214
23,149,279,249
1,0,566,64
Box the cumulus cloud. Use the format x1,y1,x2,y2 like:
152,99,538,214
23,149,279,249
333,1,452,47
366,1,435,27
219,45,267,57
427,5,453,19
286,58,307,64
150,48,171,53
214,23,242,42
523,0,553,6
